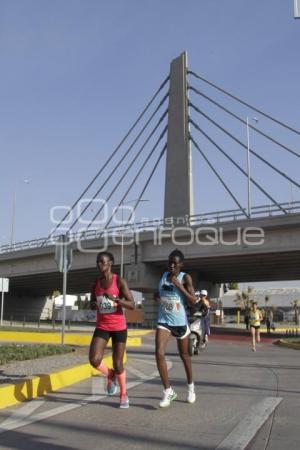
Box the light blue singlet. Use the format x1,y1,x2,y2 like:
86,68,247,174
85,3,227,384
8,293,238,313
157,272,188,326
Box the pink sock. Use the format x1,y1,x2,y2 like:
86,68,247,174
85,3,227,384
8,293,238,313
95,361,112,377
116,370,127,396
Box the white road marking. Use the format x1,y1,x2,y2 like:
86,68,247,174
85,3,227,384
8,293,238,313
126,360,171,380
0,359,171,434
129,357,157,366
0,400,45,432
215,397,282,450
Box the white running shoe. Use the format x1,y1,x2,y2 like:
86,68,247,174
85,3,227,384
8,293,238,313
120,394,130,409
159,389,177,408
187,390,196,404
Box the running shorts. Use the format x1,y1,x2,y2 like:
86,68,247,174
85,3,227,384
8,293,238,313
93,328,127,343
157,322,190,339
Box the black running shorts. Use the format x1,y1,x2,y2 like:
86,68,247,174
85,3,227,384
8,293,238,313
93,328,128,343
157,322,190,339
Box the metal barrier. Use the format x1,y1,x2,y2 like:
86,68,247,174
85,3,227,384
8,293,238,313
1,200,300,254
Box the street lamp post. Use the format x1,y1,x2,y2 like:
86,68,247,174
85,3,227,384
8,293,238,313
246,117,258,219
10,179,29,246
294,0,300,18
119,199,149,277
284,173,294,212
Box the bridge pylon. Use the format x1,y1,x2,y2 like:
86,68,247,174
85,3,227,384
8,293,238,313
164,52,194,220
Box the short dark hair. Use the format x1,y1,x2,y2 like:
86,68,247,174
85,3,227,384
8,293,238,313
168,249,184,262
96,251,114,264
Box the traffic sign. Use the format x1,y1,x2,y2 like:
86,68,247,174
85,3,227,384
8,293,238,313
0,278,9,326
55,235,73,273
0,278,9,293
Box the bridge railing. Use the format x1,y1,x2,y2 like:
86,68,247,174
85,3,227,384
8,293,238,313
1,200,299,254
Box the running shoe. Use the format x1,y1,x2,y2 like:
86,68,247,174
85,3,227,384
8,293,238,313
252,347,256,352
159,389,177,408
187,390,196,404
107,370,117,395
120,394,130,409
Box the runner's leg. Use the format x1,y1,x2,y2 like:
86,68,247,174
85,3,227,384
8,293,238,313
256,328,261,343
155,328,171,389
251,327,256,350
177,336,193,384
113,341,127,395
89,335,111,376
177,336,196,403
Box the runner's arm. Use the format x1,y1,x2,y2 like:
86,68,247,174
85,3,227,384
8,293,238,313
170,273,197,305
117,277,135,310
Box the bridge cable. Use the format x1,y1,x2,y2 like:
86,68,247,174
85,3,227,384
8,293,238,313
103,134,168,231
126,143,167,225
79,110,168,233
190,102,300,190
43,76,169,244
189,85,300,159
63,106,169,233
188,70,300,135
190,134,248,218
189,118,288,214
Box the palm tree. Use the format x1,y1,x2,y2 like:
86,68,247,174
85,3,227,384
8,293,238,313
291,300,299,325
235,287,253,309
235,288,254,328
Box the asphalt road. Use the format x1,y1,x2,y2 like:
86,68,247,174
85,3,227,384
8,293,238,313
0,332,299,450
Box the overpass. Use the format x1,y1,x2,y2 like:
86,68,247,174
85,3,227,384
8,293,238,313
1,212,300,296
0,53,299,322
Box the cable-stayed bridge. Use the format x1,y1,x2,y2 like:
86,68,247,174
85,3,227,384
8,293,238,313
0,53,299,321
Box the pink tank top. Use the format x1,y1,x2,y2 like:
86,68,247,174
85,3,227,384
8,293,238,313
94,274,126,331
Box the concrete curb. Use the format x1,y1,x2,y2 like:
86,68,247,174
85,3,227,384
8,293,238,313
0,331,142,347
0,352,129,410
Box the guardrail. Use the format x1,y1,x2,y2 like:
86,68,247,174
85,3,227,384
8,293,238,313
1,201,299,254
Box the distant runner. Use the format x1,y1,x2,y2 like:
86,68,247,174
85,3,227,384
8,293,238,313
198,290,211,346
89,251,134,408
249,301,263,352
155,249,197,407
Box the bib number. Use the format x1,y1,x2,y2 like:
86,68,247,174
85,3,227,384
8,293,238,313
160,296,180,314
96,295,117,314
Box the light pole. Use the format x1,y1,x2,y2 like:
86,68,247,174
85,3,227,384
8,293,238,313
10,179,29,246
246,117,258,219
119,198,149,277
290,182,294,211
294,0,300,18
285,173,294,211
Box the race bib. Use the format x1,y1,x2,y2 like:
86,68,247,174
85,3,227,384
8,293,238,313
160,296,180,314
96,295,117,314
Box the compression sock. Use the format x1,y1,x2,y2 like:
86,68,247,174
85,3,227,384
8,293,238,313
96,361,112,377
116,370,127,397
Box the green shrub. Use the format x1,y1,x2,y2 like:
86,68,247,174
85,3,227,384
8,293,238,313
0,344,73,365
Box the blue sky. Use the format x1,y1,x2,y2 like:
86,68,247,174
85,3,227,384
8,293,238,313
0,0,299,277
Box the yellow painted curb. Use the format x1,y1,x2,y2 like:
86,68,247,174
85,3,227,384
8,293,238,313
0,331,141,347
0,353,127,410
127,330,153,336
261,328,300,333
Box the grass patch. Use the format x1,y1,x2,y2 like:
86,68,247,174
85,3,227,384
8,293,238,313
0,326,59,333
0,344,73,365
